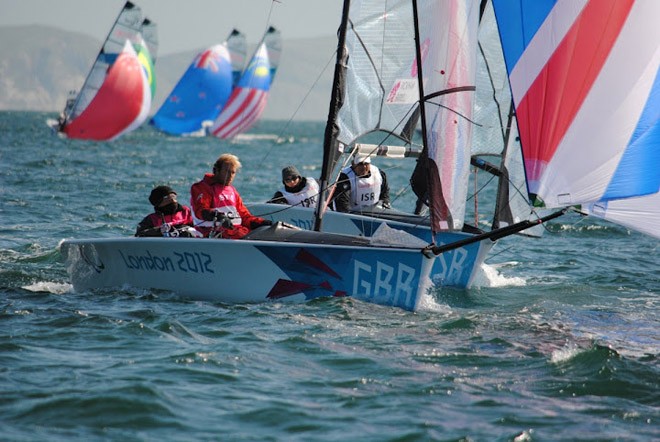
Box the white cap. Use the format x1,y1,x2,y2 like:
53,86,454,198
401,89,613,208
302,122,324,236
352,154,372,164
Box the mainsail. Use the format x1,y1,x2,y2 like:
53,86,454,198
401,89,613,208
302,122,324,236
151,29,247,136
415,0,480,232
314,0,481,234
209,26,282,139
57,1,153,141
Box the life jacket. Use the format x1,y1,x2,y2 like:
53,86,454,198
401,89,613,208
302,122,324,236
146,205,193,228
191,181,243,229
278,177,320,207
191,176,260,239
341,165,383,210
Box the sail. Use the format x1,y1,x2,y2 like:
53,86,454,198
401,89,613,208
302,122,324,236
227,29,248,87
150,31,243,136
585,192,660,239
315,0,480,232
138,18,158,99
326,0,479,232
263,26,283,84
416,0,480,232
62,2,143,125
472,0,542,236
209,27,282,139
62,40,151,141
333,0,419,148
492,1,660,210
57,1,153,141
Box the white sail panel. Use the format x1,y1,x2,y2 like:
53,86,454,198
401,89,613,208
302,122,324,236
335,0,418,146
585,193,660,240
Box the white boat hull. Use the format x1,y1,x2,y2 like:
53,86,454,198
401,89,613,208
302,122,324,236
61,234,436,311
248,203,492,288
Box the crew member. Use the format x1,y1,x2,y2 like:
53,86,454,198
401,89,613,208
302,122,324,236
190,153,272,239
333,154,391,212
267,165,320,208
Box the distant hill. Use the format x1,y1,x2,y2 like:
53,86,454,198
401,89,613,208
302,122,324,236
0,25,336,121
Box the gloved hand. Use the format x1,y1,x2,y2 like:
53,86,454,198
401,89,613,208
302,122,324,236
217,211,234,229
205,209,233,229
160,223,172,235
382,202,391,209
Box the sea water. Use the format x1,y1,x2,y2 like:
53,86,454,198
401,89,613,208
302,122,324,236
1,112,658,441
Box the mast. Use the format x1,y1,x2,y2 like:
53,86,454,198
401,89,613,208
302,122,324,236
313,0,352,232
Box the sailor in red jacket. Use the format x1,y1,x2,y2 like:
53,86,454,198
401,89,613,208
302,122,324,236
135,185,201,237
190,153,272,239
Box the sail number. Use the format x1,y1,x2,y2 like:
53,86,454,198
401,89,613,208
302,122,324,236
353,259,417,308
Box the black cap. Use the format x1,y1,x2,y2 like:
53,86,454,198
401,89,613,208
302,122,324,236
281,165,301,181
149,185,176,207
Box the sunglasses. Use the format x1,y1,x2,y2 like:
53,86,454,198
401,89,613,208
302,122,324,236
284,176,300,183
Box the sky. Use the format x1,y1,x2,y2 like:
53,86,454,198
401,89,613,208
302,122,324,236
0,0,342,54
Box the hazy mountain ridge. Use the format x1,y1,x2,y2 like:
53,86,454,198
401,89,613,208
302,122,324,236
0,25,335,121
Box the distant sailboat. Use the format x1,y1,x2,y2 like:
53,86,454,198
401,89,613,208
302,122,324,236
51,1,156,141
209,26,282,139
150,29,247,136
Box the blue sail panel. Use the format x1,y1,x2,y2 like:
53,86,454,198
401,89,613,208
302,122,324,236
493,0,557,75
603,67,660,199
151,45,233,135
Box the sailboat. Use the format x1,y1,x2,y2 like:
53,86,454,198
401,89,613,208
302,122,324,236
250,0,659,276
249,0,536,286
50,1,156,141
150,29,247,136
209,26,282,139
60,0,658,311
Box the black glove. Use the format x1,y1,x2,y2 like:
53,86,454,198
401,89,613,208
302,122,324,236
251,219,272,229
218,213,234,229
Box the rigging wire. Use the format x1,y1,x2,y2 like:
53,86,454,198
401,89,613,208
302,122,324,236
258,50,338,167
